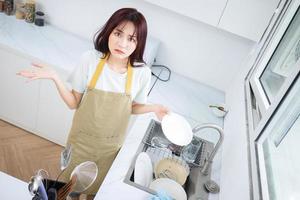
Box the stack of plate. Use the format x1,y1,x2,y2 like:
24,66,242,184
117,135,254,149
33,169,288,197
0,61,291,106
154,157,190,186
134,152,153,187
149,178,187,200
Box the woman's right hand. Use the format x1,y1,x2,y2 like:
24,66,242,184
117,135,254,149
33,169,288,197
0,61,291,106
17,63,58,81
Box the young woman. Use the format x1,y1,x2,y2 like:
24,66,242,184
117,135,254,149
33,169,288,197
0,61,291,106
18,8,168,195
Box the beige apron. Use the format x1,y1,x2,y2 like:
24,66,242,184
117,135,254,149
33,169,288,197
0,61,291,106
61,55,133,195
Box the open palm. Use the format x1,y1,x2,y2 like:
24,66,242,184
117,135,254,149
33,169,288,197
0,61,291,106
17,63,57,81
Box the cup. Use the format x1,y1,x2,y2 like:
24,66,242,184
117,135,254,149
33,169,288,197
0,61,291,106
150,136,169,148
181,138,201,163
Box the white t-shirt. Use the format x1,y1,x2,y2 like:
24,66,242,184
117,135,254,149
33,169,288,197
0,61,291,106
68,50,152,104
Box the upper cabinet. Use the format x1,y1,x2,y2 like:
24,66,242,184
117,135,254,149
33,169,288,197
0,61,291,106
143,0,227,26
218,0,281,42
144,0,281,42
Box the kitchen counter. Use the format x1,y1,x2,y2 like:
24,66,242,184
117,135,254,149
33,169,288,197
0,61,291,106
0,12,225,200
0,171,32,200
0,13,92,73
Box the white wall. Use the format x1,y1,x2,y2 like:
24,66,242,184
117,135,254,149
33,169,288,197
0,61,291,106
220,43,261,200
30,0,255,92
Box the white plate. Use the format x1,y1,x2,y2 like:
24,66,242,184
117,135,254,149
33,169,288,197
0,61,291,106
161,112,193,146
134,152,153,187
150,178,187,200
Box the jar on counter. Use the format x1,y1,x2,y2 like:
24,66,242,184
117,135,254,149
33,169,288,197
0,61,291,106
34,11,44,26
25,0,35,23
4,0,13,15
15,3,25,20
0,1,4,12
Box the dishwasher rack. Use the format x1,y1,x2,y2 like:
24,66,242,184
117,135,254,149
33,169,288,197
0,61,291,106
142,119,207,168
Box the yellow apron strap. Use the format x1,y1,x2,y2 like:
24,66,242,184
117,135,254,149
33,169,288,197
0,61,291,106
88,55,107,89
125,64,133,95
88,54,133,94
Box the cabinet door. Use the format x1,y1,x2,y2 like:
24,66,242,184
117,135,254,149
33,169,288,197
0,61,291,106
218,0,280,41
143,0,227,26
35,68,74,146
0,47,39,131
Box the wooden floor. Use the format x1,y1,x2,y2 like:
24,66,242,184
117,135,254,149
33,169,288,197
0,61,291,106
0,119,63,182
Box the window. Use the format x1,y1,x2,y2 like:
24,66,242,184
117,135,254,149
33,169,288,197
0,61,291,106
245,1,300,199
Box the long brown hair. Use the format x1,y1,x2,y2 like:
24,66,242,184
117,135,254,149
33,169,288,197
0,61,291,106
94,8,148,67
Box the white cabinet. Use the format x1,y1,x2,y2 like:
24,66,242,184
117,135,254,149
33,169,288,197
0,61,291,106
0,47,39,131
144,0,227,26
218,0,280,42
35,68,74,146
144,0,280,42
0,46,73,146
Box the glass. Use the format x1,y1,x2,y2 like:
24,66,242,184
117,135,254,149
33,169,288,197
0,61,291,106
258,76,300,200
15,3,25,20
260,7,300,103
3,0,13,15
24,1,35,23
181,137,201,163
150,136,169,148
0,1,4,12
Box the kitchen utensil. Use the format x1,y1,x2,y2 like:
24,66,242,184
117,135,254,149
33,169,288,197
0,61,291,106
209,103,228,117
28,169,49,197
146,147,172,167
61,144,73,171
70,161,98,192
151,136,170,148
134,152,153,187
155,157,189,185
161,112,193,146
57,174,77,200
47,188,57,200
149,178,187,200
52,144,72,188
181,137,202,163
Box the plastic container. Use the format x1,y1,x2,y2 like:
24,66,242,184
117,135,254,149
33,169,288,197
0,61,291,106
35,11,45,26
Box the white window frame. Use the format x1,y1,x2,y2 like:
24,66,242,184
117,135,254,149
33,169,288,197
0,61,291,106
249,0,299,117
245,0,300,199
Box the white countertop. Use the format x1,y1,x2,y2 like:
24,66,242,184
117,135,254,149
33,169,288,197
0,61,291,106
0,171,32,200
0,13,92,73
0,12,225,200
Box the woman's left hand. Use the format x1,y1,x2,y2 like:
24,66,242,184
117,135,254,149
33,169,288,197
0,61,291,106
153,104,170,121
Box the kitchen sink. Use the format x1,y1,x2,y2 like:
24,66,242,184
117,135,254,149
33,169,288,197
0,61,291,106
124,119,215,200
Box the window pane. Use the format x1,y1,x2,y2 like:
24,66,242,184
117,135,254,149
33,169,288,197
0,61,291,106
260,7,300,103
260,77,300,200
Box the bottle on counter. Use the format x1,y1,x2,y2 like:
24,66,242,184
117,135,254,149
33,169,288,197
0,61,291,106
15,3,25,20
24,0,35,23
34,11,44,26
0,0,4,12
4,0,13,15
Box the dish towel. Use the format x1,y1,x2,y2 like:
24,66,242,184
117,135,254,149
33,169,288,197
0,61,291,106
148,190,173,200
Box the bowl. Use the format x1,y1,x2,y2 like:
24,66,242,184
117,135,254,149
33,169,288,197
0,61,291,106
209,103,228,117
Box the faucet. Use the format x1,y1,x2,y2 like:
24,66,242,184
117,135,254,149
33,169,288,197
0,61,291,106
192,123,224,175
